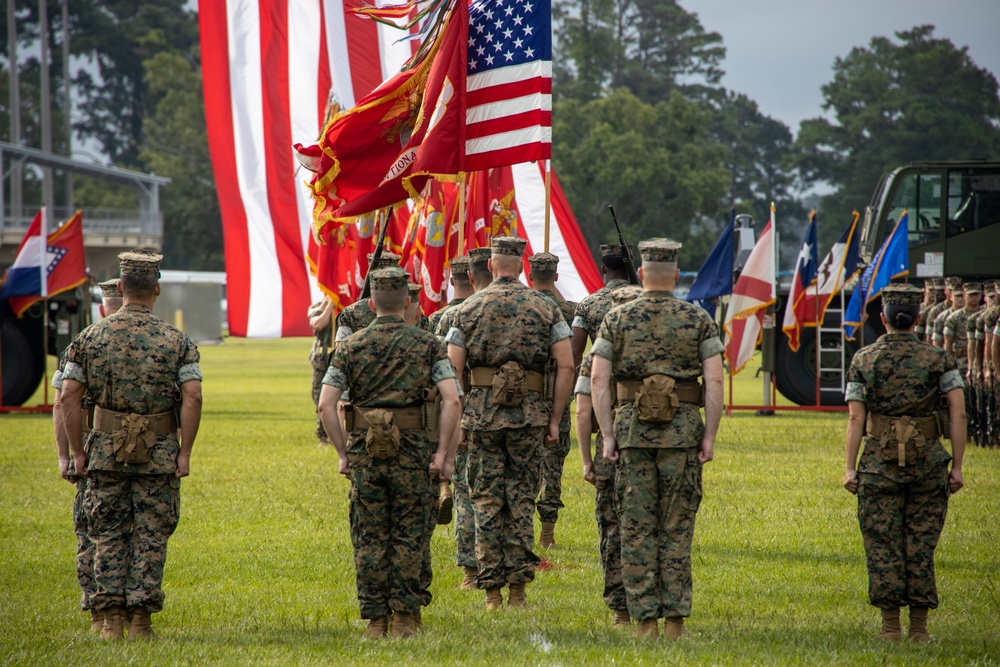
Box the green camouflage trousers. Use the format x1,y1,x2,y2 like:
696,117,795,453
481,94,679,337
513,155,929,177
348,461,436,618
311,356,327,439
593,443,626,611
467,426,544,590
618,447,702,621
536,430,571,523
73,478,96,611
857,461,950,609
453,448,477,569
87,472,180,613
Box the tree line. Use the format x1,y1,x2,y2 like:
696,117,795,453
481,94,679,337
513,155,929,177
2,1,999,272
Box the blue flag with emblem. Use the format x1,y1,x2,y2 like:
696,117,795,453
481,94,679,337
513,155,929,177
686,209,736,318
843,212,909,341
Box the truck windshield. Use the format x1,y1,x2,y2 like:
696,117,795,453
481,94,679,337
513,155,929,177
946,168,1000,237
884,172,942,248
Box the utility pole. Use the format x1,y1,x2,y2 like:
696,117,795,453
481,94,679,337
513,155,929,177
7,0,23,223
62,0,72,204
40,0,56,216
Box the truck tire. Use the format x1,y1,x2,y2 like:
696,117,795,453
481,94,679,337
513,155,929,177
1,316,45,407
774,316,874,407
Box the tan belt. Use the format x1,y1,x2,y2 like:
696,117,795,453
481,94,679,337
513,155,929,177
469,366,545,393
92,405,177,435
346,405,424,431
616,379,703,405
866,413,939,467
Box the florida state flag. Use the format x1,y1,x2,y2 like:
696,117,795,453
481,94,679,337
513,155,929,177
294,0,468,233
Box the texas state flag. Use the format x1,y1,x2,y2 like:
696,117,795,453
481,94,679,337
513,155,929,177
0,208,89,317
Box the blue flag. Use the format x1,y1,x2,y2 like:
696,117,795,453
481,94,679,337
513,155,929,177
687,209,736,317
843,212,909,340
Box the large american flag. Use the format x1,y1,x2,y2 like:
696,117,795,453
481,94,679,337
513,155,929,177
466,0,552,171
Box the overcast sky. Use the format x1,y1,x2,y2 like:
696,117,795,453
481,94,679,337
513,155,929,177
692,0,1000,134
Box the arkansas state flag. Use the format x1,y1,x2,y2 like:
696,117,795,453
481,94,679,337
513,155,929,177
294,0,468,232
1,209,88,317
781,210,819,351
724,206,776,375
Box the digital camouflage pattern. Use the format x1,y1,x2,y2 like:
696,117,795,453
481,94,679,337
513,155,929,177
921,300,949,340
61,304,200,614
592,291,724,449
54,354,98,611
452,448,477,569
576,354,626,611
466,426,545,589
535,289,578,523
571,278,632,341
845,332,964,609
87,471,180,613
618,447,702,620
445,276,570,431
63,304,201,475
335,300,377,343
428,296,466,339
931,305,959,344
592,290,721,621
446,276,570,590
944,307,977,371
310,321,333,439
324,315,455,618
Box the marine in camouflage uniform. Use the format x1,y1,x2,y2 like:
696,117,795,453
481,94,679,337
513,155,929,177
308,295,334,442
914,278,944,340
591,239,724,640
528,252,578,548
446,236,574,610
405,280,433,331
931,277,964,347
428,256,473,340
981,281,1000,447
568,244,634,621
440,250,491,587
844,283,965,642
318,267,460,639
61,251,202,641
575,284,643,627
334,252,402,344
52,278,122,632
944,282,982,438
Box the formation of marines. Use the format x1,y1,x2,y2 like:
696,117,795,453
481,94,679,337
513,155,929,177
48,238,982,645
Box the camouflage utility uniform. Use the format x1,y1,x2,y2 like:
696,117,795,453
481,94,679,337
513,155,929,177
309,308,333,440
324,315,455,620
845,332,963,610
64,304,201,615
446,275,570,590
571,274,631,610
53,355,97,613
593,288,723,622
575,353,626,611
535,288,577,526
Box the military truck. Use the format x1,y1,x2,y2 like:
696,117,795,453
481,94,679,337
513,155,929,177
1,286,92,406
774,160,1000,405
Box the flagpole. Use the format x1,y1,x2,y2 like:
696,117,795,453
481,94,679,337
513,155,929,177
543,160,551,252
457,172,467,254
814,212,821,407
41,207,49,407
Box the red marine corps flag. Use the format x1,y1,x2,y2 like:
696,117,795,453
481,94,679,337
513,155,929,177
294,0,468,230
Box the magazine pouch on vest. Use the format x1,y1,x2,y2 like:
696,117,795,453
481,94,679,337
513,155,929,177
492,361,527,407
634,374,680,423
422,387,441,441
364,408,401,459
867,413,938,467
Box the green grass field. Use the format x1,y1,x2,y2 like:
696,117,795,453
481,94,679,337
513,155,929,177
2,337,998,666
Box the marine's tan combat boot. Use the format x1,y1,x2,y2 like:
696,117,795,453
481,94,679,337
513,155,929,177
508,583,527,609
877,607,902,641
460,566,478,590
663,617,685,640
390,611,418,639
89,609,104,634
438,482,453,525
126,608,156,641
612,609,631,628
539,521,556,549
635,619,658,639
485,588,504,611
908,606,931,642
364,615,389,639
99,607,125,641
